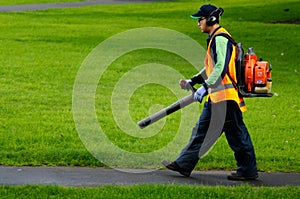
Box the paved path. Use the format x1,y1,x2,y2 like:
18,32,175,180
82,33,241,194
1,166,299,187
0,0,163,12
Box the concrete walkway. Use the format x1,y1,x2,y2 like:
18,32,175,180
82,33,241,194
0,0,163,12
1,166,299,187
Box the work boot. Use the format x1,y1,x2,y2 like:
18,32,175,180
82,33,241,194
161,160,191,177
227,172,258,181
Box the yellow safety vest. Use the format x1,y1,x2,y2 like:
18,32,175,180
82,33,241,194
205,27,247,112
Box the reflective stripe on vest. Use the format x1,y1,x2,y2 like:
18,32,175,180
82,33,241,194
208,84,235,94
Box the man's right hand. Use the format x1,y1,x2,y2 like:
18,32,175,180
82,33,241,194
194,85,208,103
179,79,193,91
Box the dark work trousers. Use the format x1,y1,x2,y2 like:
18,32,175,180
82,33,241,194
174,100,257,177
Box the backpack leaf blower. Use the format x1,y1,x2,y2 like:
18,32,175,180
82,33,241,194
138,35,274,128
217,33,274,97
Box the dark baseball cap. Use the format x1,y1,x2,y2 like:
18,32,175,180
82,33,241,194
191,4,218,19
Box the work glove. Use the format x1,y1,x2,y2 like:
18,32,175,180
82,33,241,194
179,79,193,91
194,84,208,103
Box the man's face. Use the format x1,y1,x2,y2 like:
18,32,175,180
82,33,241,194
197,17,209,33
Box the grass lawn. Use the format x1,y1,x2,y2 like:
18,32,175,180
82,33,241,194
1,184,299,199
0,0,299,197
0,0,83,6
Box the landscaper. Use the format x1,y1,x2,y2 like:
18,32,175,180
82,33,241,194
162,4,258,180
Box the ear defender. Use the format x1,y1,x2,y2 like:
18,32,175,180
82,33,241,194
206,8,224,26
206,15,217,26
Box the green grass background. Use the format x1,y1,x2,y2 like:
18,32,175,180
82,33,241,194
1,184,299,199
1,0,299,171
0,0,299,198
0,0,83,5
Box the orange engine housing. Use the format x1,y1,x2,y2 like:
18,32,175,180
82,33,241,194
244,53,257,92
244,49,272,93
254,61,268,86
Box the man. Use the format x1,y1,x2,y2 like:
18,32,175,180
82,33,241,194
162,4,258,181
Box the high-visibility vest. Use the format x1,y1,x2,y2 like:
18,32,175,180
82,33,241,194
205,27,247,112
